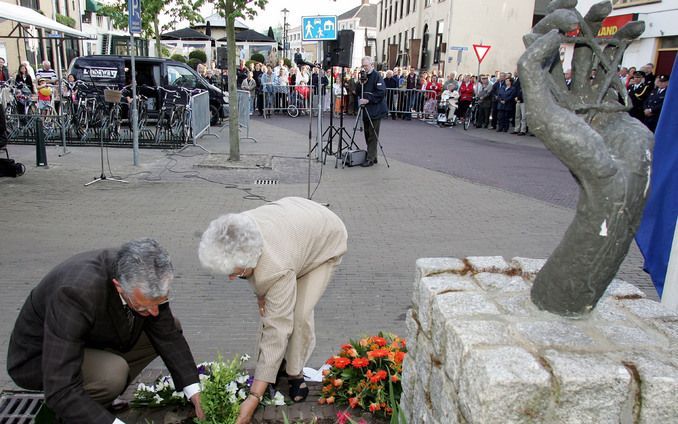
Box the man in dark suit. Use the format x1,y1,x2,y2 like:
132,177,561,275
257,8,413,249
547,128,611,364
643,74,669,133
358,56,388,167
489,72,506,129
7,239,204,424
629,71,650,121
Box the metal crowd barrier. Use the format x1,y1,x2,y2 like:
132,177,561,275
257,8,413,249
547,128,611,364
384,88,440,120
4,81,192,149
261,83,314,117
237,90,257,142
190,90,210,141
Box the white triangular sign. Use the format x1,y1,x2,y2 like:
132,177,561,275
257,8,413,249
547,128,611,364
473,44,491,64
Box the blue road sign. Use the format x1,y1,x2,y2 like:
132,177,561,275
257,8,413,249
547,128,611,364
128,0,141,34
301,16,337,41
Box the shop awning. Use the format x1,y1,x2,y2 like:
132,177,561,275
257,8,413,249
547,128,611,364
0,2,93,39
85,0,100,13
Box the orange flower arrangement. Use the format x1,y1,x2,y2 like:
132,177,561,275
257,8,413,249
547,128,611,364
320,333,407,418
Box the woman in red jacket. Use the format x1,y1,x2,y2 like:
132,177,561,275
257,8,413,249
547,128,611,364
457,74,475,120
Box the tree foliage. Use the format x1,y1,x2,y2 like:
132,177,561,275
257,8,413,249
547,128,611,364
250,53,265,64
98,0,206,57
213,0,267,161
170,54,187,63
189,49,208,63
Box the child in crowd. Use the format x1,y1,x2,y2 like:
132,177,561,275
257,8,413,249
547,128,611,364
37,78,53,115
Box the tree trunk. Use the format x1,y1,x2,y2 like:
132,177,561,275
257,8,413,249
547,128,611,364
226,0,240,161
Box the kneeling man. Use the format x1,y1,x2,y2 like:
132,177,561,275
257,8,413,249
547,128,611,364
7,238,203,423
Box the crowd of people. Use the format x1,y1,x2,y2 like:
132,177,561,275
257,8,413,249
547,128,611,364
202,54,669,136
0,55,670,136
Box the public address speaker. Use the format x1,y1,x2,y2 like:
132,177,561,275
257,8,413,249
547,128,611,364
323,30,354,68
217,47,228,69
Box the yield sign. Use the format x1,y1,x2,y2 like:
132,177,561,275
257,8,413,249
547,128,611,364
473,44,491,64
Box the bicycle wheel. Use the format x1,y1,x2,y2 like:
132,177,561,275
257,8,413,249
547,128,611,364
154,109,166,144
463,107,472,130
109,105,122,141
183,109,192,144
287,104,299,118
170,107,184,137
5,103,18,135
75,107,88,137
137,103,148,128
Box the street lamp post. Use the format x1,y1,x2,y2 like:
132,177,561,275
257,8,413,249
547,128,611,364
281,8,289,61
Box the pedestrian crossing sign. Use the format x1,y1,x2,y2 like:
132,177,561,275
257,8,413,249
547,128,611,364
301,16,337,41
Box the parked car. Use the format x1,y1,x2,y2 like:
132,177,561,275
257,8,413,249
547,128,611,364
68,55,228,125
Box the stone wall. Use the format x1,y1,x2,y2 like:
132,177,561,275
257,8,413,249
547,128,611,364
400,257,678,423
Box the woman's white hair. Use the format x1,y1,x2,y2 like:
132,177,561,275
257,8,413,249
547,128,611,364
198,213,263,275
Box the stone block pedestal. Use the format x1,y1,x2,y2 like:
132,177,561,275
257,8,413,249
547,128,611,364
401,257,678,423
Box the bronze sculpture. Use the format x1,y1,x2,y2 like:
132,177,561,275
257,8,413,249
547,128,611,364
518,0,654,316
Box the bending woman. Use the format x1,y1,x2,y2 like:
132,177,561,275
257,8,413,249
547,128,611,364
199,197,348,424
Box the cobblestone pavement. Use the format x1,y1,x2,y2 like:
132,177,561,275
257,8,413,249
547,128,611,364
0,115,655,404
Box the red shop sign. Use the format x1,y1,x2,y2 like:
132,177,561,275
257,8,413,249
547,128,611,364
597,14,635,37
565,13,635,38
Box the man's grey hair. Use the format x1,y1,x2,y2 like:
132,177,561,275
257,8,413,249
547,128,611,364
198,213,263,275
361,56,374,66
116,238,173,298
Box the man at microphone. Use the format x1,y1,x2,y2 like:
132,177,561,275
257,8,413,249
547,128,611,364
357,56,387,167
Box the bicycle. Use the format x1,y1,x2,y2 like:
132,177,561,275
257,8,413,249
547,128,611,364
154,86,181,144
463,97,479,130
170,87,203,144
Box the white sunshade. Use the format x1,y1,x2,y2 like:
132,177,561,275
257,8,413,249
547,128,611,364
0,2,93,39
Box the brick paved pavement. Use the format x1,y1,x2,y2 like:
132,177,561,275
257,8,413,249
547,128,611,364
0,116,655,405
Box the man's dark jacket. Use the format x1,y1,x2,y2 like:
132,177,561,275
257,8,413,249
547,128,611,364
361,70,388,120
7,249,199,424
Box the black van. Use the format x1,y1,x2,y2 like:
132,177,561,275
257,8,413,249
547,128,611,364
68,55,227,125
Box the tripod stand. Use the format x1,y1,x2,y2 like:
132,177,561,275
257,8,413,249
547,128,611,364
85,90,128,186
344,83,390,168
317,67,353,165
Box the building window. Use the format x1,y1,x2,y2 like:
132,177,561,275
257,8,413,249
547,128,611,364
388,0,392,26
400,0,404,19
404,30,408,48
433,19,444,64
20,0,39,9
425,0,432,7
379,1,383,30
406,0,411,15
383,2,387,29
413,0,416,12
382,40,386,61
394,1,398,23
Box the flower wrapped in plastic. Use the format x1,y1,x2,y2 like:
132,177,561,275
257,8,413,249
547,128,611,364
319,332,407,418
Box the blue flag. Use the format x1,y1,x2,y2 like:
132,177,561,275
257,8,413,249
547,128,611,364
635,55,678,298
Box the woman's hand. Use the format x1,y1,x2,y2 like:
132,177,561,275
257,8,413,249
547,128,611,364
257,296,266,316
235,396,258,424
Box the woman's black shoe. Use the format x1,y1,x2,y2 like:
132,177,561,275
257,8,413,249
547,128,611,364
288,377,309,403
